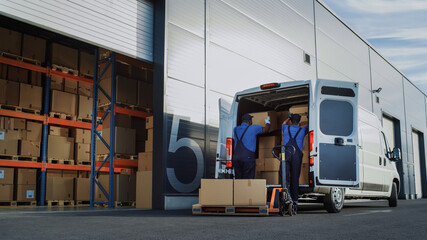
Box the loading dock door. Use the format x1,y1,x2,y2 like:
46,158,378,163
383,117,395,150
412,131,422,198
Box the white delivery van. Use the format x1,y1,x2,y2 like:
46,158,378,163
216,79,401,213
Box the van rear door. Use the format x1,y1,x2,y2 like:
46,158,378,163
215,98,234,178
313,79,359,187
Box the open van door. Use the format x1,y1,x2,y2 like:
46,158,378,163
313,79,359,187
215,98,234,178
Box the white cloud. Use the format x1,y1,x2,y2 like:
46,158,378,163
368,28,427,41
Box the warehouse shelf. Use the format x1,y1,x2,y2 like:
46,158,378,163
0,160,121,173
95,159,138,169
0,56,47,74
0,109,44,122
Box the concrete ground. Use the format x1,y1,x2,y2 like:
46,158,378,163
0,199,426,240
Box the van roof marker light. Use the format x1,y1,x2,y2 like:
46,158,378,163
260,83,280,90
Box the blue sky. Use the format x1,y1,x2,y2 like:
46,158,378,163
321,0,427,94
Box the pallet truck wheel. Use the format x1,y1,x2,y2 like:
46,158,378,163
279,204,286,216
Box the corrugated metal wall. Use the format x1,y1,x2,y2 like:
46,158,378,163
0,0,154,62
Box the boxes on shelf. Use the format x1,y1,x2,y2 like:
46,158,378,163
234,179,266,206
0,80,20,106
49,126,69,137
50,43,78,70
78,82,93,97
78,95,93,119
16,184,36,201
19,83,42,110
0,129,19,155
98,75,138,106
138,152,152,171
51,90,78,116
75,178,90,201
26,121,42,142
50,75,64,91
0,27,22,55
95,174,136,202
70,128,91,144
5,117,26,130
136,171,152,209
0,184,13,201
19,140,40,157
46,177,74,200
79,51,94,76
47,135,74,160
75,143,90,163
199,179,234,206
16,168,37,185
64,79,78,94
7,66,28,83
0,167,14,184
22,34,46,62
97,127,136,155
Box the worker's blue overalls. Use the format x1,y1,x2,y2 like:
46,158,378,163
280,125,307,204
233,123,262,179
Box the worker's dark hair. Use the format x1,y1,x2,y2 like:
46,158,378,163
290,114,301,124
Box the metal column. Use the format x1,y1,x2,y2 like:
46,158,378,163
90,49,116,208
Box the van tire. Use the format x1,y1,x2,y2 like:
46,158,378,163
388,182,398,207
323,188,344,213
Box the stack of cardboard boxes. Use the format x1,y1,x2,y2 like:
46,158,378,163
72,129,92,165
0,167,37,202
46,170,75,201
0,167,14,201
136,116,153,209
0,117,42,157
256,135,282,184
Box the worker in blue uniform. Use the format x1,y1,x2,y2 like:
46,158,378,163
233,113,270,179
281,113,308,209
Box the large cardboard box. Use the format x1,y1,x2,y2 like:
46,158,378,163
26,121,42,142
258,148,275,158
16,168,37,185
138,152,152,171
97,127,136,155
289,104,308,116
79,51,94,76
0,167,14,185
19,140,40,157
264,158,280,171
0,27,22,55
22,34,46,62
261,171,279,185
103,112,132,129
75,178,90,201
70,128,91,144
234,179,266,206
46,177,74,200
4,81,20,106
49,126,69,137
145,128,153,152
0,138,18,155
30,71,43,86
146,116,153,129
75,143,90,163
8,66,28,83
64,79,78,94
258,135,280,149
99,75,138,106
78,82,93,97
19,83,42,110
0,184,14,201
8,118,26,130
46,169,62,178
136,171,152,209
138,80,153,109
16,184,36,201
96,175,136,202
131,117,146,142
199,179,233,206
249,111,277,130
51,43,78,69
256,158,265,172
78,95,93,119
47,135,74,160
51,90,77,115
50,75,64,91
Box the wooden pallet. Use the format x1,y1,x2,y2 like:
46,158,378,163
76,161,91,166
0,51,42,66
0,104,41,115
49,112,77,121
0,201,37,207
96,201,135,207
75,201,90,206
77,117,92,123
192,204,269,216
0,154,38,162
51,64,79,76
47,158,75,165
47,200,75,207
96,154,137,161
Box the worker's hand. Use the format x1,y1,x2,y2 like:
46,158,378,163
265,116,271,125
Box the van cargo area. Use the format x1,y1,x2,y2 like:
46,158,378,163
236,84,310,187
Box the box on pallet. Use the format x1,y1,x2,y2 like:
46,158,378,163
0,27,22,55
0,167,14,184
138,152,152,171
26,121,42,142
46,177,74,200
47,135,74,160
16,168,36,185
8,66,28,83
50,43,78,69
96,175,136,202
0,80,20,106
0,130,18,155
234,179,266,206
78,82,93,97
136,171,152,209
50,75,64,91
70,128,91,144
19,140,40,157
0,184,13,201
51,90,77,115
75,143,90,163
97,127,136,155
16,184,36,201
199,179,233,206
79,51,94,76
49,126,69,137
261,171,279,185
75,178,90,201
78,95,93,119
64,79,78,94
22,34,46,62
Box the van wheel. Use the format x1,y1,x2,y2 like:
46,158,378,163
323,188,344,213
388,182,398,207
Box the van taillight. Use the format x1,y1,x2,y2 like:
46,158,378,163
309,130,314,152
226,138,233,167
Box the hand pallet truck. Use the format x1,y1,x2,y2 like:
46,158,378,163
267,145,297,216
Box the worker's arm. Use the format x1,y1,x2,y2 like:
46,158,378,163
282,117,290,125
262,116,271,133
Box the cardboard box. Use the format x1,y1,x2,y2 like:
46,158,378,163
78,82,93,97
78,171,89,178
259,148,275,158
0,27,22,55
264,158,280,171
99,75,138,106
49,126,69,137
97,127,136,155
261,171,279,185
5,80,20,106
79,51,94,76
138,80,153,109
289,104,308,116
51,90,77,115
3,129,21,140
249,111,277,130
131,117,146,142
30,71,42,86
0,139,18,155
47,169,62,178
46,177,74,200
234,179,266,206
199,179,233,206
146,116,153,129
19,83,42,110
145,128,153,152
22,34,46,62
75,143,90,163
256,158,265,171
19,140,40,157
0,184,13,201
51,43,78,69
70,128,91,144
75,178,90,201
138,152,152,171
16,168,37,185
8,66,28,83
47,135,74,160
64,79,78,94
136,171,152,209
62,170,78,178
16,184,36,201
50,75,64,91
103,112,132,129
78,95,93,119
26,121,42,141
8,118,26,130
258,136,280,149
0,167,14,185
96,175,136,202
